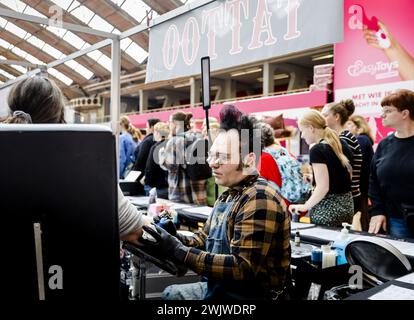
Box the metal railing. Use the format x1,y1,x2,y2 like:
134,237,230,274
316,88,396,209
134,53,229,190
95,87,311,124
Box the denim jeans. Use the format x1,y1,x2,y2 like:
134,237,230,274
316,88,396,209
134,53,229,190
389,218,414,239
162,282,207,300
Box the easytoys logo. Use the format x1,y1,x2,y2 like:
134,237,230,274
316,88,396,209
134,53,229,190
348,60,399,79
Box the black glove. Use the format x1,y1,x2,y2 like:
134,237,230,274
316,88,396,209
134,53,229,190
140,224,188,263
153,216,177,236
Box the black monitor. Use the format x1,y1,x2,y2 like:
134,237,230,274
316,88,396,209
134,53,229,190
0,124,120,300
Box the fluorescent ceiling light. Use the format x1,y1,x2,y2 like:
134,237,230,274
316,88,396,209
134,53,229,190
173,82,190,88
312,53,334,61
257,74,289,82
231,68,262,77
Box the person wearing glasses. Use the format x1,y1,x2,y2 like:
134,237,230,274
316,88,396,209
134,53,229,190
143,105,291,300
368,89,414,238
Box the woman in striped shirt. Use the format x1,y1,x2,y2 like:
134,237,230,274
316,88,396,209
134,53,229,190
322,100,363,221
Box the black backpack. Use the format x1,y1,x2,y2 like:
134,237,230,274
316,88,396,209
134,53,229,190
184,138,212,181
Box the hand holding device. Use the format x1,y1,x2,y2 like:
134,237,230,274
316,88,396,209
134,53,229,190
361,6,391,49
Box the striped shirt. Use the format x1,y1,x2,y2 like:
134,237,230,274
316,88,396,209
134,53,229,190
340,130,362,199
177,175,291,294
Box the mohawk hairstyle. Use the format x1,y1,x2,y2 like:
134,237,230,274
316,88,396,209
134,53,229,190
219,105,262,168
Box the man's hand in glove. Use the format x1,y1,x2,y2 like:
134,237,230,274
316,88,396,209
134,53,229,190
153,215,177,236
140,224,188,263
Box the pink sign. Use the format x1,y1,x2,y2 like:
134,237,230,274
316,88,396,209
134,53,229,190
335,0,414,89
335,0,414,143
128,90,328,128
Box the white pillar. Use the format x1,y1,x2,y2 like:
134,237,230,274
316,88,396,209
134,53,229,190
139,89,148,112
263,62,275,96
190,77,201,107
110,37,121,179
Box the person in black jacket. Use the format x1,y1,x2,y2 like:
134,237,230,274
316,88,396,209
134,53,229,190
144,122,169,199
369,89,414,239
133,118,160,194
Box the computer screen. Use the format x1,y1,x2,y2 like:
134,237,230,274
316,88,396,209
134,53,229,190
0,124,120,300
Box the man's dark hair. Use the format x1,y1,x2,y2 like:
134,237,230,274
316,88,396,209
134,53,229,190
147,118,160,128
7,76,66,124
219,105,262,169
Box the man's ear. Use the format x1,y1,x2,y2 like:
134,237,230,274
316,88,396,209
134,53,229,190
243,152,256,168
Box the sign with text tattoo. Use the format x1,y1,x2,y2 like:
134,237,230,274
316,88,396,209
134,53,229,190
146,0,344,83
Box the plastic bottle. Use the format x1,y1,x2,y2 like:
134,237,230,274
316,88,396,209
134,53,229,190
321,245,337,269
332,223,352,265
295,231,301,247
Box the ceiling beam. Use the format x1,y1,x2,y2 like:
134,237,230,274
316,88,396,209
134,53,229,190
0,5,109,79
0,53,74,97
22,0,139,71
0,7,116,38
79,0,149,50
0,63,22,77
0,73,8,83
141,0,170,14
0,29,87,85
84,69,146,92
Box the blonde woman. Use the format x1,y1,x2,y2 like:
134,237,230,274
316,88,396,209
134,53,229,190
289,110,353,227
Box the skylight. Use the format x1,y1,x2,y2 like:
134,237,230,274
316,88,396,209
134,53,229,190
63,31,86,50
48,67,73,86
26,35,46,49
70,5,94,25
65,60,93,79
46,26,66,39
0,0,26,12
50,0,72,11
0,17,7,28
121,0,157,23
11,65,27,73
121,38,133,51
11,46,28,58
97,55,112,72
43,44,65,60
23,6,47,18
5,22,29,39
125,42,148,63
88,15,114,33
25,54,44,65
0,38,12,49
0,69,15,79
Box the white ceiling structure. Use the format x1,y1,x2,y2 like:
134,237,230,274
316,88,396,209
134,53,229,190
0,0,194,98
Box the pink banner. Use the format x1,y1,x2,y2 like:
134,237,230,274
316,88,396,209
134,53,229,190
334,0,414,143
335,0,414,89
128,90,328,128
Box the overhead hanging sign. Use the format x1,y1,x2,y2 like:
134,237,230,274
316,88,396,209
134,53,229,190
146,0,344,83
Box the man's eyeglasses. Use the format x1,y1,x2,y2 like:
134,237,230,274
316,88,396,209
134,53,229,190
207,152,232,165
